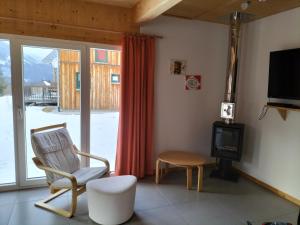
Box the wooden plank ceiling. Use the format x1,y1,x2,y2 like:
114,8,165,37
164,0,300,24
1,0,299,44
83,0,300,24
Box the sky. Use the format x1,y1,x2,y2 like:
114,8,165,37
23,46,54,62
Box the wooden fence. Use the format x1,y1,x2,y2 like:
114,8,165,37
59,49,121,110
24,85,57,105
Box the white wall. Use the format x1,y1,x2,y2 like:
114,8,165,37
237,7,300,200
141,16,228,159
142,10,300,200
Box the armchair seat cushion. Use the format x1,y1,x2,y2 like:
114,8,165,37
50,167,107,190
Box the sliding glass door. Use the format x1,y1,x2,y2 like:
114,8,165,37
0,39,16,186
0,35,119,190
21,45,82,182
89,48,120,170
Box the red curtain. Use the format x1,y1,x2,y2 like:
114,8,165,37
115,35,155,178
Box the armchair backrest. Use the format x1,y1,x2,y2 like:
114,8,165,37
31,126,80,183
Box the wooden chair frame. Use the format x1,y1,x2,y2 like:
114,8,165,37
31,123,110,218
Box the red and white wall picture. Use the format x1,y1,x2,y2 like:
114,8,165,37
185,75,201,90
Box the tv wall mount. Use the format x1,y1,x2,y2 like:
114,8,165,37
259,102,300,121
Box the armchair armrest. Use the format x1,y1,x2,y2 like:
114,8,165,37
32,157,77,188
73,145,110,172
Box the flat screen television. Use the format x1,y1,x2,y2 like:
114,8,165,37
268,48,300,100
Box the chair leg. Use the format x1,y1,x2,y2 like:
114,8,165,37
70,187,78,217
34,187,83,218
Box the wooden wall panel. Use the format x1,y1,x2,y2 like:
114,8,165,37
59,49,120,111
90,48,121,110
59,49,81,110
90,64,120,110
79,0,140,8
0,0,139,44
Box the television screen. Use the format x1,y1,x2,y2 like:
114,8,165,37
268,48,300,100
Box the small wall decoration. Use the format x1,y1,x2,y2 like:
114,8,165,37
170,59,186,75
220,102,235,119
185,75,201,90
111,73,120,84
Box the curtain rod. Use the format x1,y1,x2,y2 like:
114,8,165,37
125,32,163,39
0,16,163,39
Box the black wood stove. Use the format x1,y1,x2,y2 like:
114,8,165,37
210,121,244,181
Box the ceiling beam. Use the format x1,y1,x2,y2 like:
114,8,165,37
134,0,183,23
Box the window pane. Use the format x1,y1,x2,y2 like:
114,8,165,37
90,48,120,170
22,46,81,179
0,39,16,185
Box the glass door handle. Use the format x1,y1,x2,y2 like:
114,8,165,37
17,107,23,120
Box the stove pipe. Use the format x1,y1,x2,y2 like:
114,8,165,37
223,11,241,123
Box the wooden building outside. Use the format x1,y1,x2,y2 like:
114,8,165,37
59,48,121,111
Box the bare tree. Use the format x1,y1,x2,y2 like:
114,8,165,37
0,68,7,96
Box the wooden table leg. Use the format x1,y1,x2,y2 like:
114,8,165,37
186,167,192,190
155,159,160,184
197,166,204,192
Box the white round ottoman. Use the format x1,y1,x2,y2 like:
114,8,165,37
86,175,137,225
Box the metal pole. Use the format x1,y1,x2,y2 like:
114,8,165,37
224,11,241,103
223,11,241,124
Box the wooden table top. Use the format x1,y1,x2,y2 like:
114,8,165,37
158,151,212,167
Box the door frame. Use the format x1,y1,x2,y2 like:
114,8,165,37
0,33,120,191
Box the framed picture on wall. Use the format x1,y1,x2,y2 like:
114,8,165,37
170,59,187,75
185,75,201,90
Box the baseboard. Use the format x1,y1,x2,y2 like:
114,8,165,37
235,167,300,206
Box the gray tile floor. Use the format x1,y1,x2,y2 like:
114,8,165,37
0,169,299,225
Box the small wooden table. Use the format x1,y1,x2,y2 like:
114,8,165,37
155,151,211,192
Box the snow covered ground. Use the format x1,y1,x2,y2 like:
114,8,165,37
0,96,118,184
0,96,15,184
